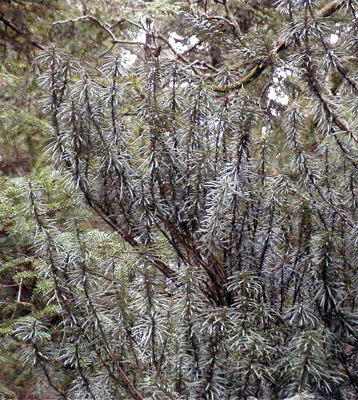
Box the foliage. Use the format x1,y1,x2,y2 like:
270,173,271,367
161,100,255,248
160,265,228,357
2,0,358,399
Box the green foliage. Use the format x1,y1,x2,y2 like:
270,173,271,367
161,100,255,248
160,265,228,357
2,0,358,399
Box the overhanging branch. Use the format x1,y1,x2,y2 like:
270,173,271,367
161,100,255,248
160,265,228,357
213,0,345,92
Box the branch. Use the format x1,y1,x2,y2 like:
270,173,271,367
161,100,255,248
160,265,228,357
112,39,147,46
84,192,176,279
213,62,266,92
52,13,211,71
318,0,344,17
0,13,44,50
206,15,240,35
52,14,156,60
52,15,117,42
213,0,345,92
156,34,191,63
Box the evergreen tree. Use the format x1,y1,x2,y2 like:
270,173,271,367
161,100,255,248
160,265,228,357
2,0,358,399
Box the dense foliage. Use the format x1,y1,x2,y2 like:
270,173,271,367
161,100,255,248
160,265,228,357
2,0,358,399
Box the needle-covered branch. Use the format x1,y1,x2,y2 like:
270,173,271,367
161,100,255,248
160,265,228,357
213,0,345,92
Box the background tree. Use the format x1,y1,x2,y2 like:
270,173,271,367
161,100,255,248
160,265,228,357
2,0,358,399
0,1,112,397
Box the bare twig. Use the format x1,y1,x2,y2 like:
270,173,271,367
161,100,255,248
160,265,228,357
112,39,147,46
52,15,117,41
52,15,147,48
156,34,191,64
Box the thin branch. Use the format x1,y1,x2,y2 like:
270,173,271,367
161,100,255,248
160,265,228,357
182,38,202,55
0,13,44,50
52,16,148,48
318,0,344,17
156,34,191,64
213,62,266,92
205,15,240,34
213,0,345,92
52,15,117,42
